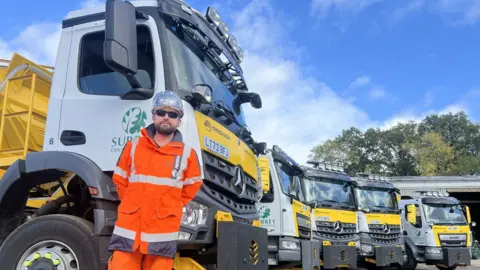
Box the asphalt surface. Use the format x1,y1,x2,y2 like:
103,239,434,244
353,260,480,269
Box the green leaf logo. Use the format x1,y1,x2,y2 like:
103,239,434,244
122,107,147,135
259,206,270,219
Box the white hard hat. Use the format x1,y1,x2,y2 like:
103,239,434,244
152,90,184,116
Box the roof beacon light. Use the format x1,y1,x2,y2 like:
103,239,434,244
443,192,449,197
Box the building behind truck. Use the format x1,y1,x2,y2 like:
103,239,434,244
256,145,320,269
399,191,474,270
301,160,358,269
351,173,405,269
0,0,270,269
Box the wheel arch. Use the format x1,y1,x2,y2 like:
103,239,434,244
404,236,422,261
0,151,119,204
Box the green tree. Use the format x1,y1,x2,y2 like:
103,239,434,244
403,132,454,176
309,111,480,176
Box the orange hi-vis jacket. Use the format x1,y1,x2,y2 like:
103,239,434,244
107,124,203,258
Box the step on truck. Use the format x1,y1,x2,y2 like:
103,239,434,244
0,0,269,269
256,145,320,269
301,160,359,269
351,173,405,269
399,191,475,270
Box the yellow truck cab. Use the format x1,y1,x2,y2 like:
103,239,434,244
301,160,358,269
257,145,320,269
399,192,474,270
351,173,405,269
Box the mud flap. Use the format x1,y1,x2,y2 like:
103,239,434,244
301,239,321,270
217,221,269,270
375,246,403,267
442,247,471,267
322,244,357,269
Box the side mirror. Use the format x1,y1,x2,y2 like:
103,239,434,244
407,204,417,225
104,0,138,75
104,0,153,100
192,84,213,104
232,91,262,113
257,157,270,193
254,142,267,155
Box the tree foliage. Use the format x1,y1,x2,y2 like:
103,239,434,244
309,112,480,176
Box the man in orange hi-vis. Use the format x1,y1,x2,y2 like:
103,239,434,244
107,90,203,269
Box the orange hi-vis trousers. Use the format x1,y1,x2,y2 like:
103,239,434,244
108,250,173,270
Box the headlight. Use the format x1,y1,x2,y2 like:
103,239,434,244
297,216,311,229
282,240,299,250
426,247,442,254
181,201,208,226
361,244,373,253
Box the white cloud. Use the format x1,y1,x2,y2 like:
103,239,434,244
231,0,377,163
0,22,61,65
81,0,103,9
310,0,380,17
349,75,371,88
369,87,386,100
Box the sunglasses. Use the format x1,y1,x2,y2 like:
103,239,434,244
154,109,180,119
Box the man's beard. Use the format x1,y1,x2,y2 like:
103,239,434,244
155,122,176,135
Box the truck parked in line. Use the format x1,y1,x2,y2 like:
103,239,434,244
351,173,405,269
0,0,269,269
399,191,474,270
257,145,320,269
302,161,359,269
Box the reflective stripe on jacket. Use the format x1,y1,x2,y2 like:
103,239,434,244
107,124,203,258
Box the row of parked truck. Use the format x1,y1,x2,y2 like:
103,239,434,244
0,0,475,269
257,145,475,270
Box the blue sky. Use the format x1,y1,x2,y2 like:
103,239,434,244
1,0,479,162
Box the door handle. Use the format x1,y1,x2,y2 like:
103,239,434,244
60,130,86,146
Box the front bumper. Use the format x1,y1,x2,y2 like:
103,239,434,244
426,247,471,267
271,237,321,268
322,242,357,269
177,190,259,248
358,233,404,267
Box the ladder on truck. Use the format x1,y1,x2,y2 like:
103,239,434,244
0,54,71,208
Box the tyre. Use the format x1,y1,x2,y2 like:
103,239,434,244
400,246,417,270
436,266,457,270
0,214,101,270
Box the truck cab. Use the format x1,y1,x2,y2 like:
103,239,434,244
257,145,320,269
301,161,358,269
351,173,405,269
399,192,474,270
0,0,268,269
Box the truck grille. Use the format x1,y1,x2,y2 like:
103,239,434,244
368,224,401,244
201,151,258,214
315,221,357,241
439,234,468,247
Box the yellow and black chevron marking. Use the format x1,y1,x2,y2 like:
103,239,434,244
341,250,348,261
250,240,259,265
389,250,396,260
457,252,462,261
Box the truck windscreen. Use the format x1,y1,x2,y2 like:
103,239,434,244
355,187,396,211
304,177,355,207
423,204,467,225
162,15,247,133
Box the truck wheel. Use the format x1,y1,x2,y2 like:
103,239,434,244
435,266,457,270
400,247,417,270
0,214,100,270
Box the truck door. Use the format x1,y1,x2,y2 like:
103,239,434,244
56,17,162,171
